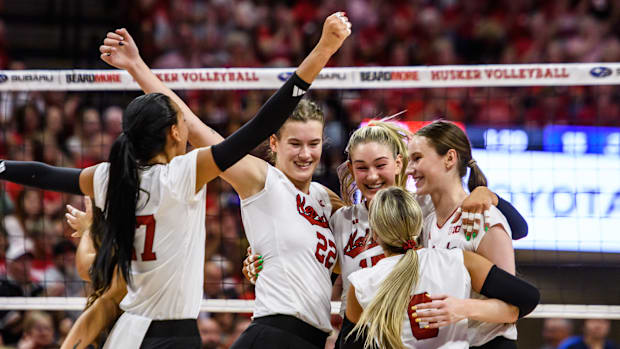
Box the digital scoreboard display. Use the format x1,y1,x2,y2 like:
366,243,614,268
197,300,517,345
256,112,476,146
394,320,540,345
473,149,620,253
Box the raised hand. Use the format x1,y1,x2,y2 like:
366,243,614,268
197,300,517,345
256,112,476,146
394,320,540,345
66,196,93,238
99,28,141,71
316,12,352,56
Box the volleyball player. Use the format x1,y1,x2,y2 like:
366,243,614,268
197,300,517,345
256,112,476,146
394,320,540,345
408,120,519,348
0,13,350,349
342,187,539,349
41,14,349,348
242,120,529,347
111,15,351,349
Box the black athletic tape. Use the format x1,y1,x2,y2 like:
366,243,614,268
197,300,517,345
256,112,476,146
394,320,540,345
211,72,311,172
480,266,540,319
0,160,83,195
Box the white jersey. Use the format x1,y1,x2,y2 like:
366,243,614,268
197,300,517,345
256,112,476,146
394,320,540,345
330,193,434,316
330,194,434,317
330,203,384,317
349,249,471,349
422,205,516,345
241,165,335,333
93,149,207,320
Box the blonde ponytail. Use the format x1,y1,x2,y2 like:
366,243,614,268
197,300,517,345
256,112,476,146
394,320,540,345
349,187,423,349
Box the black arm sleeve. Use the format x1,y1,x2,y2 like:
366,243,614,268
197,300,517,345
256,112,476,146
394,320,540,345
0,160,83,195
211,72,311,172
480,265,540,319
496,194,528,240
340,316,369,349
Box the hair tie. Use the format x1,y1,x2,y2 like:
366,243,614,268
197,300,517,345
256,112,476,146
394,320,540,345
402,239,417,251
467,159,477,168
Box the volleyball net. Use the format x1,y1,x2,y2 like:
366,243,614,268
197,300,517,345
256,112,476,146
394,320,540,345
1,63,619,324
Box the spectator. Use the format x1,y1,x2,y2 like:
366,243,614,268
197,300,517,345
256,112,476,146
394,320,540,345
17,311,56,349
542,318,574,349
197,317,223,349
66,107,106,168
559,319,617,349
0,239,42,297
0,239,43,345
203,260,236,300
42,239,84,297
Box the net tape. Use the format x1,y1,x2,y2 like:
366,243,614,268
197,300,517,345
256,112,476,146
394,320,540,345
1,63,620,91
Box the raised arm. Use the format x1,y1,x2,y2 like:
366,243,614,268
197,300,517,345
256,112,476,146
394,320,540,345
0,161,97,198
100,14,351,198
100,29,224,149
192,13,352,192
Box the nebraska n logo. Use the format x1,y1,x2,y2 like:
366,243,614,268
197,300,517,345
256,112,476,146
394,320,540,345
343,228,378,258
292,85,306,97
296,194,329,228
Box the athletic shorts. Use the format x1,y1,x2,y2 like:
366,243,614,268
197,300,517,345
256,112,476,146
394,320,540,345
230,314,329,349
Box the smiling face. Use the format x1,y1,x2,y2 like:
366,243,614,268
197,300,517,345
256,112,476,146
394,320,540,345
349,141,402,203
406,135,450,195
270,120,323,191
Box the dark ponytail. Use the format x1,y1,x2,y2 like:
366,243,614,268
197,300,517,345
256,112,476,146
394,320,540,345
93,93,178,291
416,120,488,192
466,159,488,193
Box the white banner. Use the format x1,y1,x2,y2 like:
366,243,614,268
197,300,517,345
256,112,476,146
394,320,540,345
1,63,620,90
473,149,620,253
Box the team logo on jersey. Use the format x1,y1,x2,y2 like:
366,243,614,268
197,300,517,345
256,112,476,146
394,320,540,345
449,225,461,235
343,228,377,258
296,194,329,228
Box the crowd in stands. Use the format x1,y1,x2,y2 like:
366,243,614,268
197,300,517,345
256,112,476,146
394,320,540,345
1,0,620,348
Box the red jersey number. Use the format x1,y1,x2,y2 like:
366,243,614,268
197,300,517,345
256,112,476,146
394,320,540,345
131,215,157,261
315,232,337,269
408,293,439,340
358,254,385,269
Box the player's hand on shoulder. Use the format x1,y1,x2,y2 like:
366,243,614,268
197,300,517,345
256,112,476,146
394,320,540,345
455,186,497,241
316,12,352,56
